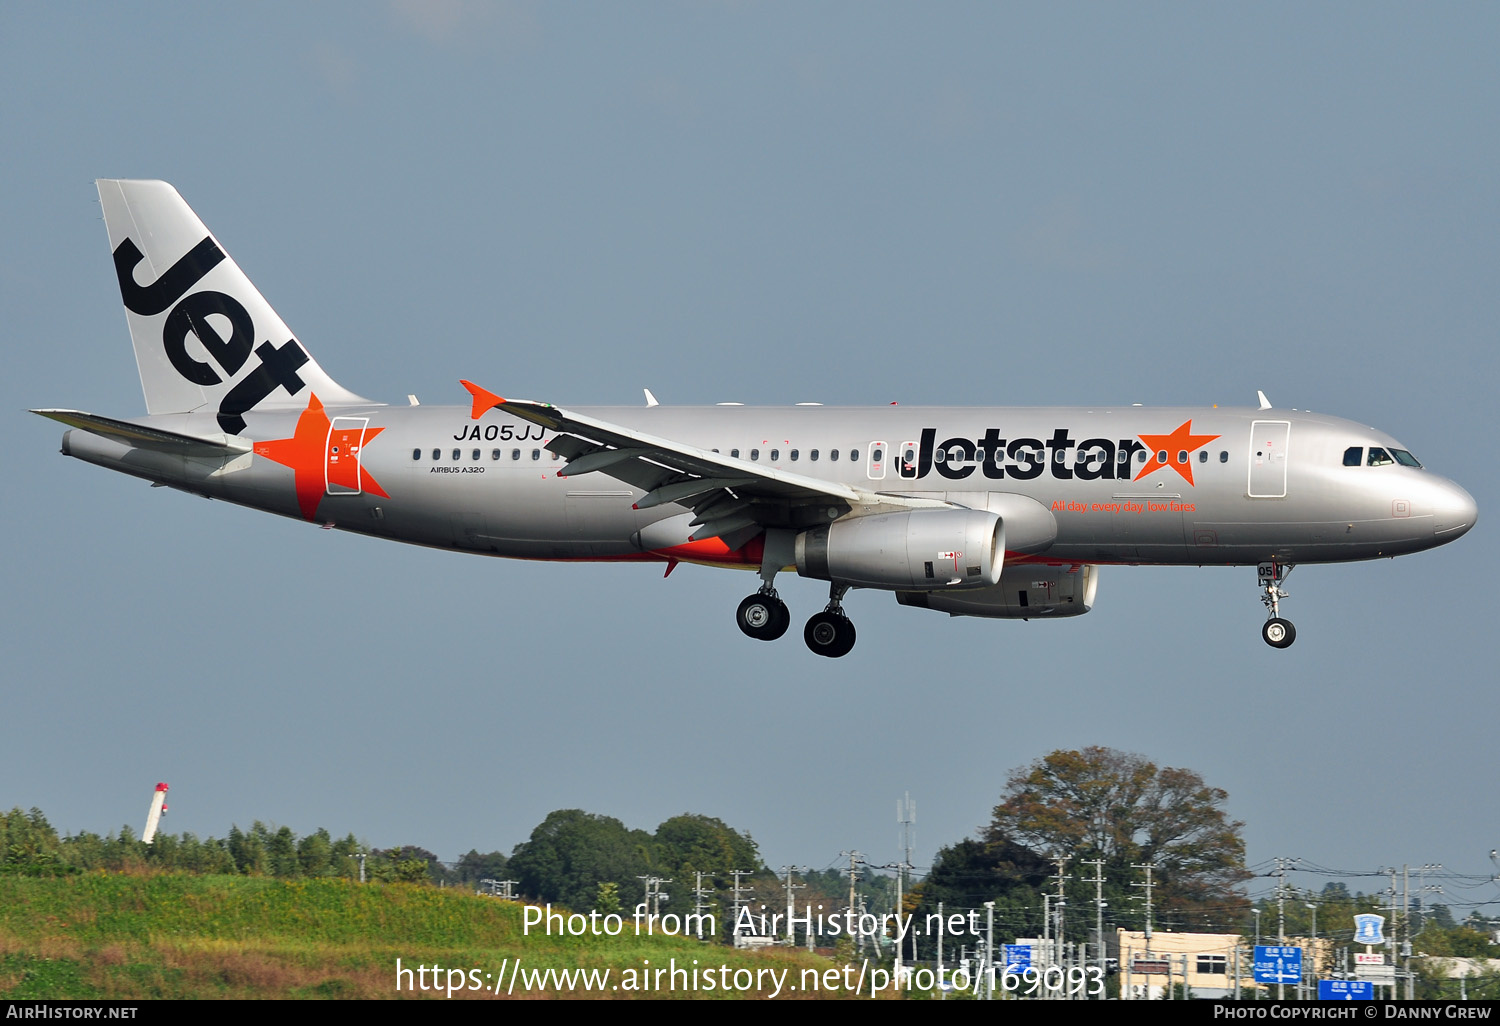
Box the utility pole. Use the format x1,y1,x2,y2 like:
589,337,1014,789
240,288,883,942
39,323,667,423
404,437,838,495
1402,864,1411,1000
937,900,946,991
984,901,996,1001
1083,857,1106,993
781,866,805,947
730,869,752,943
841,851,864,926
1051,854,1070,1001
1382,866,1400,1002
1273,856,1299,1000
884,860,914,974
693,871,713,940
1132,862,1157,957
1305,901,1318,996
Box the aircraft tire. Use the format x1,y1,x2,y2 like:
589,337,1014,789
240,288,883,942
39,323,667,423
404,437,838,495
1261,617,1296,649
804,612,856,657
738,594,790,641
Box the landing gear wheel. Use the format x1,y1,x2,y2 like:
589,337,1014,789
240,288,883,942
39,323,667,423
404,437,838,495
804,611,857,658
1256,562,1296,650
737,593,790,641
1262,618,1296,649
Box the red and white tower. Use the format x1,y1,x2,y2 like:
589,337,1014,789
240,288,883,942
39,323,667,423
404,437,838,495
141,782,169,843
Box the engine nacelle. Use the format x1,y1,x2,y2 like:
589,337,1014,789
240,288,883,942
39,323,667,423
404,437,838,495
796,509,1004,590
895,563,1098,618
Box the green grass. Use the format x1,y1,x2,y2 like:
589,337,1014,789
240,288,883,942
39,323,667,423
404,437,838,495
0,873,854,999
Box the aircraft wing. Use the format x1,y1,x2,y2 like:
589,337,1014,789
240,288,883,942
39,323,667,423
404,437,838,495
31,409,253,457
461,381,950,545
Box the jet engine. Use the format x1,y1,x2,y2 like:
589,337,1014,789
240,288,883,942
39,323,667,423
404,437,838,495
795,509,1004,590
895,563,1098,618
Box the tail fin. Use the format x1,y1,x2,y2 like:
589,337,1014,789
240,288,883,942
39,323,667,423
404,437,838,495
97,179,373,433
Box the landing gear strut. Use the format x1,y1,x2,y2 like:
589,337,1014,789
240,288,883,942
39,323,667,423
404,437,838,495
804,583,857,658
737,588,790,641
1258,561,1296,649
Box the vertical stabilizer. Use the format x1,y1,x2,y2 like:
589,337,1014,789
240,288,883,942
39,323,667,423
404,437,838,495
97,179,374,432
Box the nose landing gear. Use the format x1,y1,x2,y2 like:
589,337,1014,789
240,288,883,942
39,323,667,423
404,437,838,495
1258,562,1296,648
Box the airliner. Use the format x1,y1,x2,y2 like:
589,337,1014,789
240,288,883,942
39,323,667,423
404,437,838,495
34,180,1478,656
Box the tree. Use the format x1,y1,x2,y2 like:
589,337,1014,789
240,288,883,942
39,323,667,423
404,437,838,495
987,747,1251,932
507,810,653,910
455,849,509,886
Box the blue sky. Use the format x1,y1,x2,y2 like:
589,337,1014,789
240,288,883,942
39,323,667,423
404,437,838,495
4,3,1496,916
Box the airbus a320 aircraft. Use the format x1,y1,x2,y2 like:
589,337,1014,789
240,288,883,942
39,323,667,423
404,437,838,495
35,181,1478,656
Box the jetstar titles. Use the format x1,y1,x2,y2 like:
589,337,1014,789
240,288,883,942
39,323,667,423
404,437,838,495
903,422,1220,485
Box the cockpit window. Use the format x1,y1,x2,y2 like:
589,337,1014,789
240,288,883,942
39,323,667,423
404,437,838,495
1391,449,1422,468
1343,447,1363,467
1367,447,1394,467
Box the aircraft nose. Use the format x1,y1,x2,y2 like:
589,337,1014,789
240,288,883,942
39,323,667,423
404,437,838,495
1432,479,1478,541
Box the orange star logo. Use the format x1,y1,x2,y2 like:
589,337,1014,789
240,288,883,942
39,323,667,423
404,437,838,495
1133,419,1220,487
253,394,388,520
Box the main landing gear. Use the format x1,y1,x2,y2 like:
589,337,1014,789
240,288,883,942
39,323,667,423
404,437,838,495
803,584,856,659
736,588,790,641
735,582,858,657
1258,561,1296,649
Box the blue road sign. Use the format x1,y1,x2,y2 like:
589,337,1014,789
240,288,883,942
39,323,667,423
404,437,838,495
1319,980,1374,1000
1003,944,1033,974
1253,945,1303,984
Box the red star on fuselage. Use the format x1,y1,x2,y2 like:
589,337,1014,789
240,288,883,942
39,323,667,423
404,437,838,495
253,394,388,520
1133,420,1221,487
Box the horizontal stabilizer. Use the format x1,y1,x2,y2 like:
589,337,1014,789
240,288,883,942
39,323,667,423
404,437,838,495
32,409,252,456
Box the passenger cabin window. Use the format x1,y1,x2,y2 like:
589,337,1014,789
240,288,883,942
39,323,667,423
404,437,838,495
1198,450,1207,463
1219,451,1228,463
432,448,441,460
849,449,858,462
452,448,461,460
810,449,819,461
1343,447,1363,467
412,448,422,460
472,449,480,460
532,449,541,460
730,448,740,459
830,449,839,461
770,449,780,461
872,448,882,462
750,449,760,461
512,449,521,460
492,449,501,460
1367,447,1394,467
